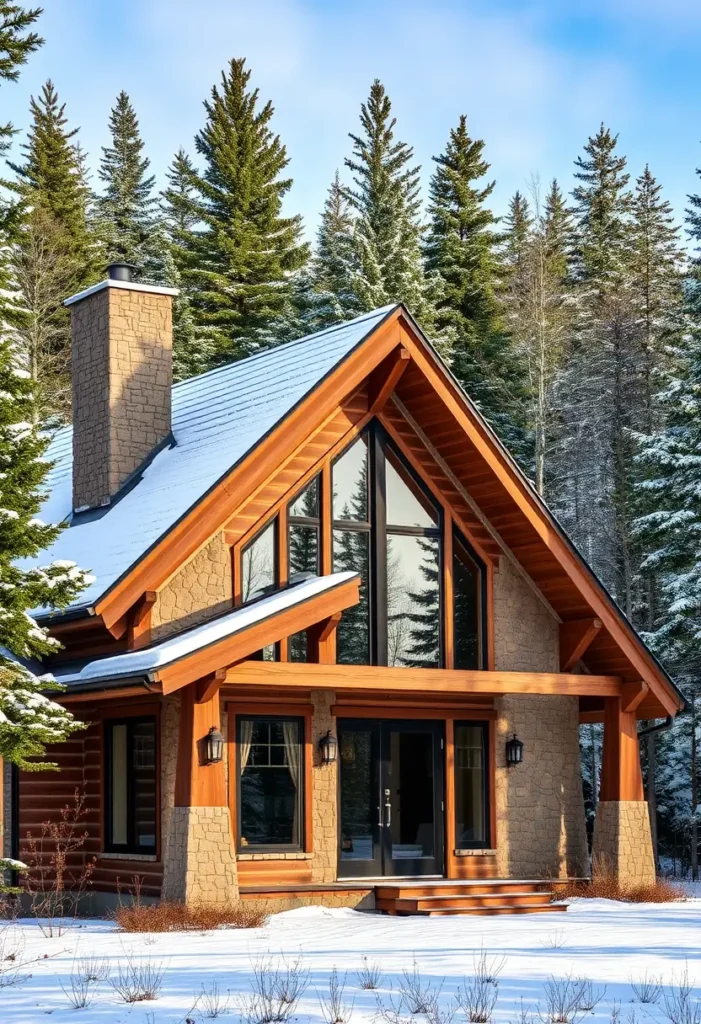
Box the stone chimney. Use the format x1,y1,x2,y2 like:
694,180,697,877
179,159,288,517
66,263,178,512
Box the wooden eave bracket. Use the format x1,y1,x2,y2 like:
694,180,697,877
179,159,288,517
368,346,411,414
559,618,602,671
196,669,227,704
106,590,157,640
621,680,649,714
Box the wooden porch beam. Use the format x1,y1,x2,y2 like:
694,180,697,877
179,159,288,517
225,660,621,697
368,346,411,413
559,618,602,670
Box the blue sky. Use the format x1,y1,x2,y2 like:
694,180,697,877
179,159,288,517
4,0,701,239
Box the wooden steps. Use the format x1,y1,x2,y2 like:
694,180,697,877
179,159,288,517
375,879,568,916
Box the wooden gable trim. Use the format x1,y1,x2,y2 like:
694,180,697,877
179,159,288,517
390,313,682,715
368,345,411,413
95,310,404,631
156,576,360,695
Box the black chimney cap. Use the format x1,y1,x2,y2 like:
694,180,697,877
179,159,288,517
107,262,138,283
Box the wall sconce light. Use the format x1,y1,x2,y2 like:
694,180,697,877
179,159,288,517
505,733,524,767
204,726,224,764
319,730,338,765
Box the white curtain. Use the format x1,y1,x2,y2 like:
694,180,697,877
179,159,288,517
239,720,254,774
283,722,300,790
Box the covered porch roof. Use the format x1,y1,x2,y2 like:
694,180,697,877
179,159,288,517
53,572,360,695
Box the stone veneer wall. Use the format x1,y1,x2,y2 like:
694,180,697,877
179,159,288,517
151,532,232,642
310,690,338,883
71,285,172,511
592,801,656,887
493,557,589,879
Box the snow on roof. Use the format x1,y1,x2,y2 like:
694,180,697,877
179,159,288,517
52,572,358,687
26,306,397,614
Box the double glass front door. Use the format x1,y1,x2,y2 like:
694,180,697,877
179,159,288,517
338,719,444,878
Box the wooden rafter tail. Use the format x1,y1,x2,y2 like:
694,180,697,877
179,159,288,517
559,617,602,671
196,669,227,705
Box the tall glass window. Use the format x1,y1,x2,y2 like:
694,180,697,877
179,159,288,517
331,425,468,668
237,717,304,850
454,722,489,848
288,476,321,661
453,530,483,670
105,717,157,854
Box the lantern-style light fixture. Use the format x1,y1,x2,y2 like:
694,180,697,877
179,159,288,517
205,726,224,764
319,730,338,765
505,733,524,767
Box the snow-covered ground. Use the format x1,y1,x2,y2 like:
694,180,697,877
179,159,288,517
3,898,701,1023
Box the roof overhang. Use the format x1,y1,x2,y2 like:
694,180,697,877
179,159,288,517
53,573,360,696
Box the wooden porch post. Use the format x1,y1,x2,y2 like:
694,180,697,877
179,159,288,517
162,675,239,905
592,696,655,886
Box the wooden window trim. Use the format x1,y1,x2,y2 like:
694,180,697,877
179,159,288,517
229,709,313,855
103,714,160,857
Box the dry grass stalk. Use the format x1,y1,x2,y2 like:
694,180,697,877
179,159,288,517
557,857,683,904
114,898,266,932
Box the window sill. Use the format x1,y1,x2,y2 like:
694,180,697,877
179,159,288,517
454,849,497,857
99,852,158,862
238,852,312,861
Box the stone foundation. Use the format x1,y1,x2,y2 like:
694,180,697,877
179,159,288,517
161,805,239,905
241,890,374,917
592,801,656,887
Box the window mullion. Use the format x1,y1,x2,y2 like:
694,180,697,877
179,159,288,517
370,426,388,666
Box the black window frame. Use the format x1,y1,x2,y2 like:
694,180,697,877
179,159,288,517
236,714,306,854
104,715,158,856
453,719,491,850
332,421,446,667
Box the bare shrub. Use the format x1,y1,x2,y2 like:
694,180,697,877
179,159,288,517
539,930,567,950
558,856,683,904
660,967,701,1024
456,977,498,1024
0,924,27,988
200,980,230,1019
510,998,537,1024
538,975,587,1024
238,955,310,1024
318,967,355,1024
76,955,110,983
473,947,506,986
110,953,166,1003
574,979,605,1012
22,789,95,937
629,970,662,1004
356,955,384,990
114,898,265,932
400,959,444,1014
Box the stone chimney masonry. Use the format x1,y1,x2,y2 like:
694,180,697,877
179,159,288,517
65,268,178,512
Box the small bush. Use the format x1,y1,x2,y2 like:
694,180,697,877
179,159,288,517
318,967,354,1024
356,955,384,990
200,980,231,1019
110,954,166,1003
629,970,662,1004
238,955,310,1024
538,974,587,1024
114,899,266,932
400,959,444,1015
557,857,683,904
660,967,701,1024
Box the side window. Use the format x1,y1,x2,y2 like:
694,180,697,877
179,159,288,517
240,518,277,604
104,717,158,854
237,716,304,850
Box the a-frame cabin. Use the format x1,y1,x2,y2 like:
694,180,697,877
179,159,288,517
5,266,683,916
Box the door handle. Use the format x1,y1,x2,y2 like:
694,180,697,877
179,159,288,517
384,800,391,827
377,805,382,827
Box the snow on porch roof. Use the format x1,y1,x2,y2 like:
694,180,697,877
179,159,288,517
52,572,358,688
27,305,397,616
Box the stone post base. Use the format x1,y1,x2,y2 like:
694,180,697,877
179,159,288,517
591,800,656,887
161,805,239,905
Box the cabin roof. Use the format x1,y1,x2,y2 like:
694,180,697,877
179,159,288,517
52,572,358,688
28,305,396,615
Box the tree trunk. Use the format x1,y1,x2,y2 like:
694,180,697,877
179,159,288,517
692,698,699,881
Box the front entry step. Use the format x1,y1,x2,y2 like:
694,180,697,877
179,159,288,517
375,879,568,916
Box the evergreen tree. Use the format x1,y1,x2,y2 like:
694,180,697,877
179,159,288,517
309,170,360,323
160,149,206,379
424,115,520,407
184,58,309,363
97,91,157,270
343,79,431,323
9,80,97,418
